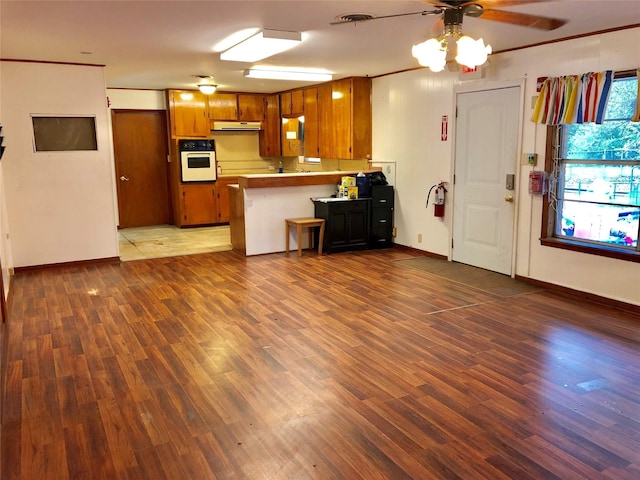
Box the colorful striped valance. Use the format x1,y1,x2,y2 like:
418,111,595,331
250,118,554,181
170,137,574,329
531,71,613,125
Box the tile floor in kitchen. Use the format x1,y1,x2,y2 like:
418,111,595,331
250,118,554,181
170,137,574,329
118,224,232,262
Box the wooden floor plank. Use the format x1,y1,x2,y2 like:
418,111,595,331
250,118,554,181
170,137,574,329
3,248,639,478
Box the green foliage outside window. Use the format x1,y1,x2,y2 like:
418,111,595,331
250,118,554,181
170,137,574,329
556,77,639,249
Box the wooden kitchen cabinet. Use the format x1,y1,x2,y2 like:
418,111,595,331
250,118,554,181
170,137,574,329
303,87,320,158
317,83,333,159
259,94,281,157
238,94,265,121
179,177,238,226
331,77,372,159
280,89,304,117
214,176,238,223
181,183,218,226
209,93,265,121
167,90,210,138
208,93,238,120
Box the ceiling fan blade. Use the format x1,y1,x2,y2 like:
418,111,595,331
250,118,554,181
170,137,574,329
467,0,555,7
431,16,445,36
423,0,554,7
479,8,566,30
330,10,441,25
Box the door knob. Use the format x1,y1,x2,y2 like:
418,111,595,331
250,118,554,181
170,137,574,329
120,176,130,182
505,195,514,202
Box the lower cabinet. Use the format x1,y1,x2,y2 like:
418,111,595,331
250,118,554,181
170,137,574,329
215,176,237,224
179,176,238,226
313,199,370,253
181,183,217,226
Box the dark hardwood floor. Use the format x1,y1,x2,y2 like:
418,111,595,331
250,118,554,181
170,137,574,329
2,248,639,479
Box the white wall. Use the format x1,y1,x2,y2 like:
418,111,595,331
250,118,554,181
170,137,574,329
373,71,456,254
373,27,640,306
0,48,14,298
107,89,166,110
1,61,118,267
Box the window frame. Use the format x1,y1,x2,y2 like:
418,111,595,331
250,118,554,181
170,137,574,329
540,70,640,264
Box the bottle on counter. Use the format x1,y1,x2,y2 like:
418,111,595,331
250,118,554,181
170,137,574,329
278,161,284,174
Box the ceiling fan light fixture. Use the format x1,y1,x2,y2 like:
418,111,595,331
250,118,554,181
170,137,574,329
455,36,492,69
411,38,446,72
412,28,491,72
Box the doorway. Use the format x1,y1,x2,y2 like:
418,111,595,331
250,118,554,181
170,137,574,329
452,86,520,275
112,110,172,228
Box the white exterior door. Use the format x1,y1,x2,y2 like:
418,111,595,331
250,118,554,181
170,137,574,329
452,87,520,275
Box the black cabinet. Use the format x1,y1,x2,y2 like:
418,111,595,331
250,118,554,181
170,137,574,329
370,185,394,249
313,199,370,254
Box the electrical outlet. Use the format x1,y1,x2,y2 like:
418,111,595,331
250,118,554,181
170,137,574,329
268,165,275,171
418,233,423,243
392,227,397,237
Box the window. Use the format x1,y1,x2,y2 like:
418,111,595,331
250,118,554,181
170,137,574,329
32,116,97,152
544,74,640,261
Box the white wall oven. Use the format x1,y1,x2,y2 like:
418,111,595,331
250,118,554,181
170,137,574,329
179,139,216,182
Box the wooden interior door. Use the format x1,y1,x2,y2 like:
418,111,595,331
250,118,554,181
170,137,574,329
112,110,172,228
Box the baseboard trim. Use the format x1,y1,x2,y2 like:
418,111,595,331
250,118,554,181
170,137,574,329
392,244,447,260
391,245,638,316
515,274,640,316
14,256,121,274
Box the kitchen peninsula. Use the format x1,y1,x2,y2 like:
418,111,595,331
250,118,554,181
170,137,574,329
229,170,379,256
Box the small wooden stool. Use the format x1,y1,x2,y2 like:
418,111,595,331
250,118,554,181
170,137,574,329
285,218,326,257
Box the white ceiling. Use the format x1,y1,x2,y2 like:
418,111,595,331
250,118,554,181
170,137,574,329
2,1,639,94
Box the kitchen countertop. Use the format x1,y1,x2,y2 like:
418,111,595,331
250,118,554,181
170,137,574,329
311,197,366,203
237,170,380,189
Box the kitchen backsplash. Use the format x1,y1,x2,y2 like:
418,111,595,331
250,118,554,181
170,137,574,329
212,131,370,175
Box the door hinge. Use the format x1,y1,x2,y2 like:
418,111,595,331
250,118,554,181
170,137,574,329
451,238,454,248
453,174,456,185
455,106,458,118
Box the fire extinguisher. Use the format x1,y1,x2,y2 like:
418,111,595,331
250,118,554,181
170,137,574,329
426,182,448,217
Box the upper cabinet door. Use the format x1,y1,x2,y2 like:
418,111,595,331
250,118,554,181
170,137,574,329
209,93,238,120
168,90,209,138
317,84,333,159
303,87,319,158
331,77,371,160
281,89,304,117
259,94,281,157
238,94,265,121
331,79,352,160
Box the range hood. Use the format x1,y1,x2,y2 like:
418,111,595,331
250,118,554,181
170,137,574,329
212,121,262,131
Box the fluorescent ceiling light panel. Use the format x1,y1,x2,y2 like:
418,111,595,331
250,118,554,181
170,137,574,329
213,28,260,52
243,69,332,82
220,29,301,62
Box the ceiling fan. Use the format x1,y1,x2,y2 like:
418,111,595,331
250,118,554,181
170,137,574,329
331,0,567,31
332,1,567,72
